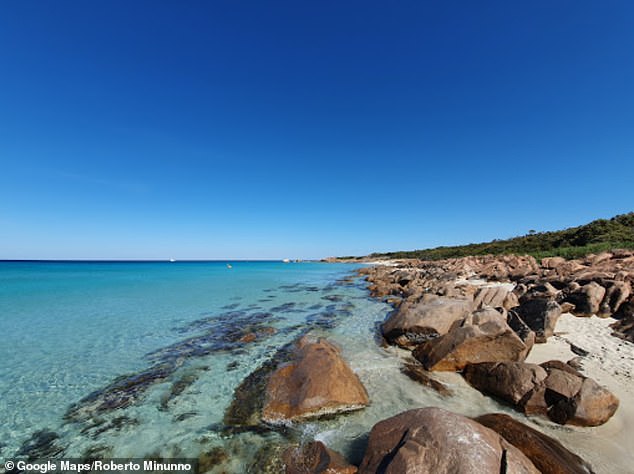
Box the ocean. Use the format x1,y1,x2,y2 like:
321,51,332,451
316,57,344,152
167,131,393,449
1,261,628,473
0,261,389,468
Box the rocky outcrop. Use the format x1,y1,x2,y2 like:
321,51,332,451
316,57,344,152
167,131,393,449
601,281,631,316
225,340,298,427
463,361,547,405
473,285,516,310
611,296,634,342
463,361,619,426
382,296,473,348
262,337,369,424
412,315,530,371
550,376,620,427
477,255,540,281
513,298,562,343
283,442,357,474
358,407,539,474
541,256,567,269
475,413,595,474
507,310,536,352
564,282,606,317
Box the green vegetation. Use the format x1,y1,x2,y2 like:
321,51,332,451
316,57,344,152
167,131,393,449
367,213,634,261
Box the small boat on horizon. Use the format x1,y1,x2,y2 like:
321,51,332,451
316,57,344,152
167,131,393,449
282,259,290,263
169,258,176,262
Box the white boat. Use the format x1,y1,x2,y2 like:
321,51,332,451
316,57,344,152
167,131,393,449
282,259,290,263
169,258,176,262
226,263,233,269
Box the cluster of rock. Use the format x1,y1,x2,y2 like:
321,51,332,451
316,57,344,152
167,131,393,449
464,360,619,426
279,407,596,474
230,333,599,473
215,251,634,473
363,251,634,343
362,252,627,428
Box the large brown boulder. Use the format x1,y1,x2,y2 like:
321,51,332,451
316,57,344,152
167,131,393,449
503,291,520,310
507,310,536,353
473,255,540,281
611,297,634,342
584,252,613,266
463,361,619,426
565,282,606,317
600,281,631,316
262,337,369,424
549,376,620,427
541,257,566,269
382,296,473,348
473,286,514,310
475,413,595,474
463,361,547,405
283,442,357,474
554,261,588,278
413,317,530,371
544,367,583,401
520,282,559,301
513,298,562,343
358,407,539,474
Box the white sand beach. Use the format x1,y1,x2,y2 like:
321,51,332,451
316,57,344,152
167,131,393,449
526,313,634,473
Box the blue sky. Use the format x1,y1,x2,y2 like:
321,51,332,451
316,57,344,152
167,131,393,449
1,1,633,259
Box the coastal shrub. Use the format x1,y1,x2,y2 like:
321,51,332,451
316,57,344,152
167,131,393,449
364,213,634,261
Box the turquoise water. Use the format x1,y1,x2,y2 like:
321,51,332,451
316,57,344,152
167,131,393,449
0,261,384,466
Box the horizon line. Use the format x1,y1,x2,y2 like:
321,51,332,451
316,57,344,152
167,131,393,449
0,258,324,263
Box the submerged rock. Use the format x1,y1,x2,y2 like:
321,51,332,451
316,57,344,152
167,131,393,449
225,340,299,427
358,407,539,474
198,446,229,473
65,362,175,422
400,361,452,397
80,415,139,439
159,372,200,411
283,441,357,474
262,337,369,424
66,309,285,423
16,429,65,460
475,413,595,474
248,442,287,474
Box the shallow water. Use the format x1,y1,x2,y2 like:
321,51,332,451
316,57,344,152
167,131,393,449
0,262,365,461
1,261,632,473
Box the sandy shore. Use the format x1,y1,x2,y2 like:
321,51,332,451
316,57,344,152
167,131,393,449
358,254,634,473
524,313,634,473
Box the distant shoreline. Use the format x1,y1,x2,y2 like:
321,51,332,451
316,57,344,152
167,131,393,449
0,259,325,263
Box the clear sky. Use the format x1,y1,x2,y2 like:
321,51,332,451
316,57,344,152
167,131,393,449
1,1,633,260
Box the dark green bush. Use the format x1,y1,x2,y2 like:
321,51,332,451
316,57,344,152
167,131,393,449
364,213,634,261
